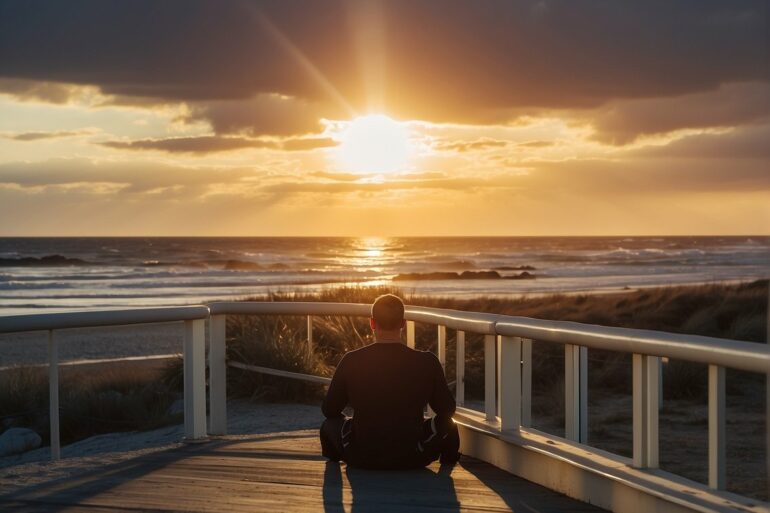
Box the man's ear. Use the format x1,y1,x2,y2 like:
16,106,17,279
370,318,376,331
400,319,406,330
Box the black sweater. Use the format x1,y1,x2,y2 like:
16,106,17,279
322,342,456,460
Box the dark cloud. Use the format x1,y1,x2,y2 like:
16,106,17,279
630,124,770,160
525,157,770,194
4,130,90,141
0,77,82,103
0,158,253,193
99,136,275,154
187,94,333,136
281,137,337,151
98,135,336,154
590,82,770,144
0,0,766,130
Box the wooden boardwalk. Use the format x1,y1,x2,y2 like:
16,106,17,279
2,430,606,512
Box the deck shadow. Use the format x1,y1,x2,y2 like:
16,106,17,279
322,461,460,513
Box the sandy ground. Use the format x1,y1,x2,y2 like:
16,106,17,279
528,392,768,501
0,399,324,497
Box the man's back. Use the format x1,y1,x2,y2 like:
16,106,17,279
321,342,455,467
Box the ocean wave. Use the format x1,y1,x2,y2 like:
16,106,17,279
0,282,76,290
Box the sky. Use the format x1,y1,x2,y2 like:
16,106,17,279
0,0,768,236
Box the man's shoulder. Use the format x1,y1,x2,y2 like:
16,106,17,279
342,342,426,358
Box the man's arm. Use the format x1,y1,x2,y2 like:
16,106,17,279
427,353,456,418
321,355,348,419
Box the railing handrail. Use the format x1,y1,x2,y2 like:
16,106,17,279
208,301,769,374
1,301,767,373
0,305,210,334
208,301,371,317
495,317,770,375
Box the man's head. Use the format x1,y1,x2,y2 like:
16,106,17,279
370,294,405,339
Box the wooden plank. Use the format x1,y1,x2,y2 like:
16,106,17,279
4,430,606,513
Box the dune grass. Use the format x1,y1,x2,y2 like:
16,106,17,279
0,364,180,448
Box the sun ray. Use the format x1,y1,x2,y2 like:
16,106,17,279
245,5,357,118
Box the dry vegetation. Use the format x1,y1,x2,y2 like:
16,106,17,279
0,364,180,447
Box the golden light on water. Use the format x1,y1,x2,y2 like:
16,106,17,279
343,237,390,271
335,114,412,174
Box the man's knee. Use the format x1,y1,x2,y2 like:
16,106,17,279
320,418,344,461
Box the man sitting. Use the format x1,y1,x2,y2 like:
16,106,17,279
320,294,460,469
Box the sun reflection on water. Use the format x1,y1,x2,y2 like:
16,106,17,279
344,237,392,272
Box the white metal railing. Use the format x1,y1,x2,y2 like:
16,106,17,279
0,306,210,459
0,301,768,500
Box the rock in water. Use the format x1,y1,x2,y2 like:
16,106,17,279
0,428,42,456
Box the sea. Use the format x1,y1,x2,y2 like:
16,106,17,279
0,236,767,317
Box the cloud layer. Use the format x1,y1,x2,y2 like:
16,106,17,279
1,1,767,135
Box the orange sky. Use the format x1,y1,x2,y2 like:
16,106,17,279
0,1,768,236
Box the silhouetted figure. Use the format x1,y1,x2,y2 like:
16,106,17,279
320,294,460,469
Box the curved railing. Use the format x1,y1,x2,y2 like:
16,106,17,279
0,301,767,509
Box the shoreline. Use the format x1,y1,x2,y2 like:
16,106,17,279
1,276,765,317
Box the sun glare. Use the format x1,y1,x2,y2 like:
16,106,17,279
336,114,411,174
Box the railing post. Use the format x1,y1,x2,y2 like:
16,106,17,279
209,314,227,435
184,319,207,440
496,335,502,416
633,354,660,467
48,330,60,461
437,325,446,372
307,315,313,356
521,338,532,427
484,334,497,422
565,344,587,443
708,364,726,489
456,331,465,406
500,336,522,432
406,320,415,349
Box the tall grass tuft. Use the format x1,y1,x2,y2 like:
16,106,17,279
0,365,179,446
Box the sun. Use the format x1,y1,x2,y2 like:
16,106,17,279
336,114,412,174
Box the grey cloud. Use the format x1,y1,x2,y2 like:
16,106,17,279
187,94,334,136
0,78,82,104
630,123,770,160
281,137,337,151
525,157,770,194
0,0,766,128
0,158,254,193
4,130,92,141
98,135,336,154
590,82,770,144
99,136,276,154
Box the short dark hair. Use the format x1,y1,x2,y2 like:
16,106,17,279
371,294,405,330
